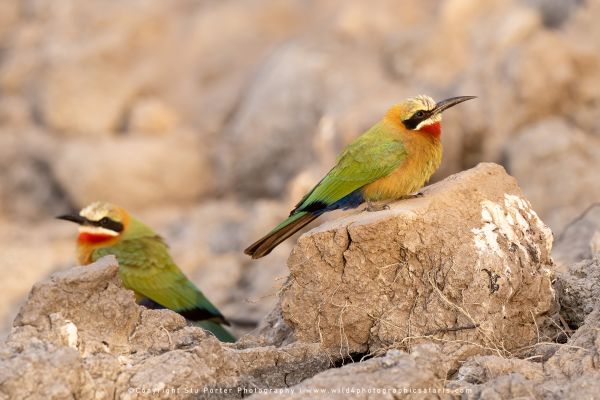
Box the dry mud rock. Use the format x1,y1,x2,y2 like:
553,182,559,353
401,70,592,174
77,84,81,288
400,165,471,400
278,163,556,355
252,263,600,400
0,257,330,400
554,257,600,328
252,345,451,400
7,163,600,400
448,292,600,400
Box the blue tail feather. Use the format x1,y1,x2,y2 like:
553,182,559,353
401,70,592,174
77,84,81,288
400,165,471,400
321,189,365,214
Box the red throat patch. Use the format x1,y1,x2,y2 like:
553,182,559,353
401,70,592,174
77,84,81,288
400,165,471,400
77,232,115,244
419,121,441,138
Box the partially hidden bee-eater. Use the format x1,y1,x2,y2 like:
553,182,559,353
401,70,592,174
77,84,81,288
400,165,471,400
58,202,235,342
245,95,476,259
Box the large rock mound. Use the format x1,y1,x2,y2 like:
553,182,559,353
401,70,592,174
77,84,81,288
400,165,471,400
5,163,594,400
254,260,600,400
278,163,556,355
1,257,331,399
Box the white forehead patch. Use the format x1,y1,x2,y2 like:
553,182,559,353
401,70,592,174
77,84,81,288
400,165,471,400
80,201,114,221
414,95,436,111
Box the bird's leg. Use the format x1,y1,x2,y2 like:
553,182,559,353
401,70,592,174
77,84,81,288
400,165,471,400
366,201,390,212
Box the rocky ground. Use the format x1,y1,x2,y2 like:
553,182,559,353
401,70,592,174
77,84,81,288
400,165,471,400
1,0,599,338
1,163,600,399
0,0,599,398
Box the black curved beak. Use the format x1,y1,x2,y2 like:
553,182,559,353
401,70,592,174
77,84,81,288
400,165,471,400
432,96,477,116
56,214,86,225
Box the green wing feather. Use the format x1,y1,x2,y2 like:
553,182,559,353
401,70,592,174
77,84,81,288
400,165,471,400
245,122,408,259
92,237,225,324
295,122,408,211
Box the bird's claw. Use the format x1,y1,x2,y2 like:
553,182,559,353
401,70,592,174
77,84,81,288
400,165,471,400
366,203,390,212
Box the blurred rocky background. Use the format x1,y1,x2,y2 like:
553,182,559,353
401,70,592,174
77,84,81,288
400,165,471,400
0,0,599,337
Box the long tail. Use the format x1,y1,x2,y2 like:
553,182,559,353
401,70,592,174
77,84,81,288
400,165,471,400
197,320,236,343
244,211,318,259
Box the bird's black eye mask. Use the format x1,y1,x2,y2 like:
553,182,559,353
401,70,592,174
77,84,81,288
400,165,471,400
92,217,124,233
402,109,434,130
56,214,124,232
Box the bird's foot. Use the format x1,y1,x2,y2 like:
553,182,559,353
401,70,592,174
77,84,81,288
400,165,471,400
366,202,390,212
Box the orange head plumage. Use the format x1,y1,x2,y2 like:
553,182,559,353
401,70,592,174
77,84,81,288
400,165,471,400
57,202,130,263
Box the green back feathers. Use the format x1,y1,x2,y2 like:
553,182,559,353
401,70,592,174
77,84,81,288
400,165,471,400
91,217,234,340
295,122,408,212
245,122,408,259
92,236,223,321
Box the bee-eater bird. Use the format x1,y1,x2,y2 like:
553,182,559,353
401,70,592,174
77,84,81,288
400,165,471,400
58,202,235,342
245,95,476,259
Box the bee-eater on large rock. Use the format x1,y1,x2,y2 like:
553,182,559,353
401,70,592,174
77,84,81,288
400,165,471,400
58,202,235,342
245,95,476,259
